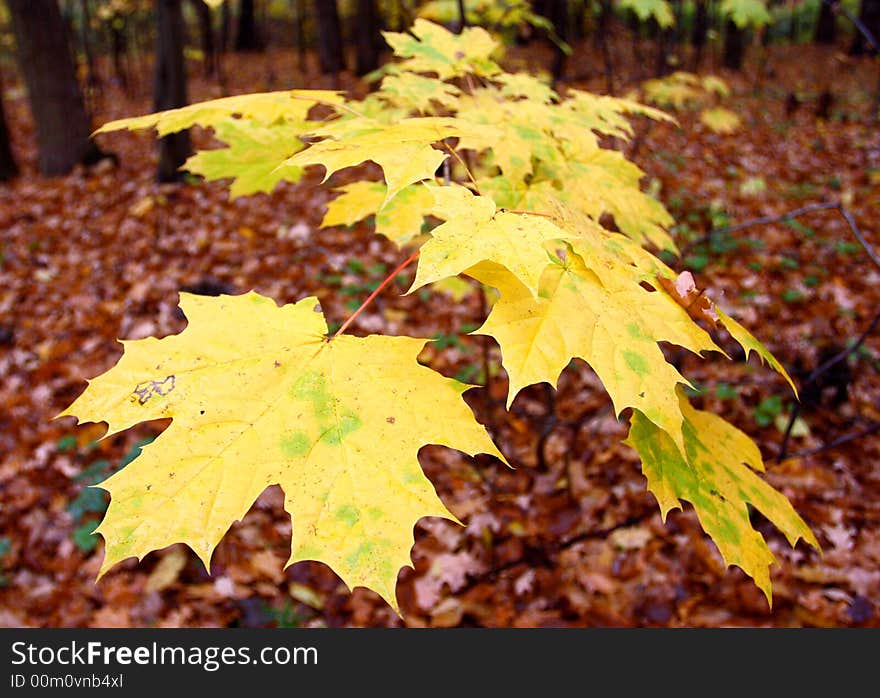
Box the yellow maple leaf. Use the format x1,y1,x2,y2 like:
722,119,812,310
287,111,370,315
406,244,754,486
625,390,818,602
94,89,343,137
59,292,504,612
409,184,576,297
716,306,797,395
382,18,501,80
700,106,742,134
321,181,434,246
283,117,498,205
472,255,706,455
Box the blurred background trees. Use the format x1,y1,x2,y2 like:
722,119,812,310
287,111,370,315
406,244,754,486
0,0,875,180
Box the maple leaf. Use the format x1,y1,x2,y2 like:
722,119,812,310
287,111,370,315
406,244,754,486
59,292,504,611
378,72,462,112
94,90,343,136
495,72,558,104
618,0,675,27
642,73,705,111
472,241,721,455
716,306,797,395
549,150,677,251
382,18,501,80
700,107,741,134
184,121,304,199
321,181,434,246
625,390,819,601
283,116,499,205
408,184,577,297
720,0,772,28
701,75,731,97
563,89,676,140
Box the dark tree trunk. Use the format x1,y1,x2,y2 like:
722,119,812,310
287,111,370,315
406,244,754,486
313,0,344,75
294,0,306,74
7,0,104,176
545,0,569,82
191,0,217,76
691,0,708,70
655,19,674,76
220,0,232,52
851,0,880,55
815,1,838,44
723,19,745,70
109,20,130,92
354,0,380,75
155,0,191,183
235,0,262,51
598,0,615,94
0,71,18,181
79,0,99,89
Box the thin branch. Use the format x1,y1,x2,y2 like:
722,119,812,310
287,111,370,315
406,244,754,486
778,307,880,460
823,0,880,53
332,249,419,338
457,511,655,594
440,140,480,195
780,422,880,461
680,201,880,270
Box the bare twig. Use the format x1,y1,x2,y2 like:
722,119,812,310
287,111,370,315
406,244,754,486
822,0,880,54
780,422,880,461
777,307,880,460
680,201,880,270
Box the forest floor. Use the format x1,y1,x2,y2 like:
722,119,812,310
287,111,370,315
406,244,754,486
1,34,879,628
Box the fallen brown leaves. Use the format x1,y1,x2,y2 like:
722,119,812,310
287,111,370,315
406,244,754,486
0,41,878,628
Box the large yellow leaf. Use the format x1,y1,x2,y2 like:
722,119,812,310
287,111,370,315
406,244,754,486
378,72,462,112
321,181,434,246
556,150,676,251
625,391,818,602
409,184,576,297
382,19,501,80
184,121,304,199
471,247,720,455
283,117,498,205
95,90,343,137
59,292,504,611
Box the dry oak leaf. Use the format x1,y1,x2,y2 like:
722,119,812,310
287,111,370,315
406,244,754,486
59,292,504,612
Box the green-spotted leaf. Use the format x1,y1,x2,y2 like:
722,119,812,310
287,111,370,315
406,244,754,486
59,292,504,612
184,121,304,199
625,391,818,602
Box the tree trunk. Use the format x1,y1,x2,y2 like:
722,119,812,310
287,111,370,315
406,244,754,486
691,0,708,70
598,0,615,94
79,0,99,89
7,0,104,176
235,0,262,51
655,19,674,76
545,0,569,82
0,71,18,181
220,0,232,52
815,1,838,44
313,0,344,75
723,19,745,70
851,0,880,55
354,0,380,75
294,0,306,74
191,0,217,76
155,0,191,183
